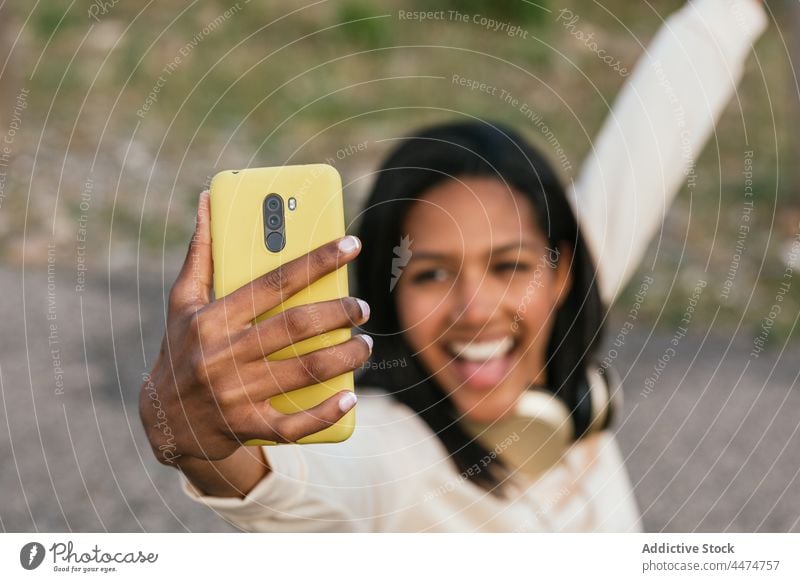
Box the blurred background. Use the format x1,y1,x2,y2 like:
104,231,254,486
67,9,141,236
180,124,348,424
1,0,799,532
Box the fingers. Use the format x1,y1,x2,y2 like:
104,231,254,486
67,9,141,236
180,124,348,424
236,297,370,361
220,334,372,406
220,235,361,327
170,191,214,311
274,334,373,392
236,389,358,444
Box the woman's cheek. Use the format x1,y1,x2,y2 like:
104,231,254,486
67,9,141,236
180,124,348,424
507,279,558,336
397,287,440,344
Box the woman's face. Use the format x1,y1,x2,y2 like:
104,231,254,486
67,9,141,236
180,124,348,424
395,177,572,423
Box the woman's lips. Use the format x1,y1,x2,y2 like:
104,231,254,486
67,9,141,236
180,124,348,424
446,336,516,390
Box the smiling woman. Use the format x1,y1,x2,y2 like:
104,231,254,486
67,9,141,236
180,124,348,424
356,121,603,494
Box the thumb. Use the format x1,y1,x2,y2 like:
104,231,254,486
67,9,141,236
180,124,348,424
172,191,213,310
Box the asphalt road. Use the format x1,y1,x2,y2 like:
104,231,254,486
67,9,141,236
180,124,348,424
1,261,798,532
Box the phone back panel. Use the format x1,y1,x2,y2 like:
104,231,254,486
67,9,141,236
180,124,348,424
209,164,354,445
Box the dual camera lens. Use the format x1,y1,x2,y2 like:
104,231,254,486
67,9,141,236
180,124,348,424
263,194,285,252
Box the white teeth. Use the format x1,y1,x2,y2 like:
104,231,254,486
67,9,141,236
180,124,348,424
449,337,514,362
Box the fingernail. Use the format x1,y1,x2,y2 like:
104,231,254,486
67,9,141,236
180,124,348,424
358,334,373,353
338,391,357,413
338,235,360,254
356,298,370,321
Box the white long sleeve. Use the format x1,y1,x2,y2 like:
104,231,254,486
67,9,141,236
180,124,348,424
570,0,767,305
181,389,641,532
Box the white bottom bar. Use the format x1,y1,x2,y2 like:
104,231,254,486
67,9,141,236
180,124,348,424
2,533,798,581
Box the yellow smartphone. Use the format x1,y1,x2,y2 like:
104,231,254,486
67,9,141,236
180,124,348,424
209,164,354,445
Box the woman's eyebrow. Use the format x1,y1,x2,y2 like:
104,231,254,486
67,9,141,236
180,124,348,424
408,242,541,262
407,251,455,262
490,241,541,256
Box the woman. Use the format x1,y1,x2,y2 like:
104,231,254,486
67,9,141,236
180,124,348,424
140,0,767,531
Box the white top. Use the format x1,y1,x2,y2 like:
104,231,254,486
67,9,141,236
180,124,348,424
180,0,767,532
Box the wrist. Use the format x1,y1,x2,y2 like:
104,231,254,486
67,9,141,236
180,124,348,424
176,446,270,499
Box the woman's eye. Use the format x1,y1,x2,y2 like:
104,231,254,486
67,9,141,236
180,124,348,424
411,268,449,284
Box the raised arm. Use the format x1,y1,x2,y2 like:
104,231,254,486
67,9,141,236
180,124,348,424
569,0,767,305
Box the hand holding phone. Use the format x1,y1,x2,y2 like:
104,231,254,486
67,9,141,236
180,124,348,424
209,164,361,445
139,189,371,467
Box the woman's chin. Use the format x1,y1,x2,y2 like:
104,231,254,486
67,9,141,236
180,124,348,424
450,380,525,423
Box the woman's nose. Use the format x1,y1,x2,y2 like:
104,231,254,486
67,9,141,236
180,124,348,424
449,271,500,326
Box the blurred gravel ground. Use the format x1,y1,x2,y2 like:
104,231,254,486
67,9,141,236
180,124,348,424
1,261,798,532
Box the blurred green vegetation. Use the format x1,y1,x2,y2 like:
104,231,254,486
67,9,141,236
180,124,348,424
335,1,393,48
1,0,797,335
